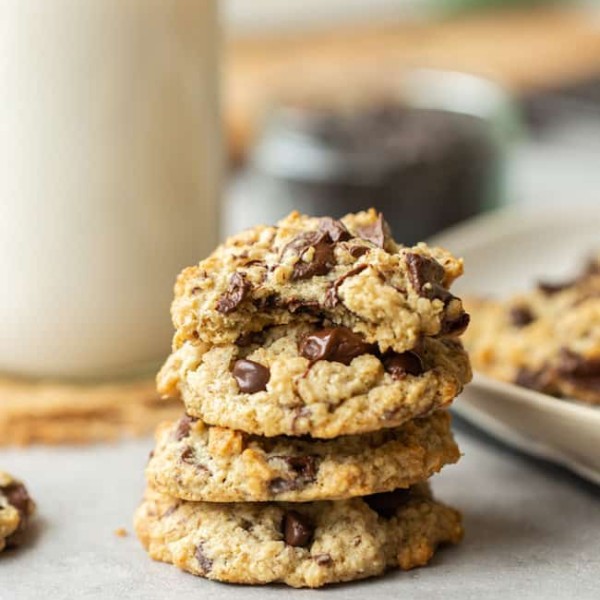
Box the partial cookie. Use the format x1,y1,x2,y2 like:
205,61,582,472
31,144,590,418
0,472,35,552
146,411,459,502
159,326,470,438
465,256,600,404
169,210,468,355
134,482,462,588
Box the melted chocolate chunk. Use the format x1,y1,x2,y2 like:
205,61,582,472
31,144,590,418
284,219,351,281
317,217,352,243
282,511,313,547
291,234,336,281
195,543,213,574
405,253,448,301
509,305,535,328
355,214,389,248
171,414,198,441
232,359,270,393
382,351,424,379
216,272,251,314
324,264,368,309
364,488,411,519
299,327,374,365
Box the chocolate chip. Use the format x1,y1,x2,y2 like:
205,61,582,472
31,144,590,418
299,327,374,365
317,217,352,243
324,264,368,309
314,553,333,566
268,455,318,494
291,235,336,281
284,299,322,314
283,221,347,281
364,488,412,519
405,253,449,301
284,455,318,479
282,510,313,547
171,414,198,441
216,272,251,314
382,351,424,379
509,305,535,328
180,446,196,464
195,543,213,574
232,359,270,393
355,214,389,248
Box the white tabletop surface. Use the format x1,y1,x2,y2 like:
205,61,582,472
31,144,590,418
1,414,598,600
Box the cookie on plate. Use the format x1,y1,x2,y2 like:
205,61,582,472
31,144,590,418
0,471,35,552
465,256,600,404
146,411,459,502
158,325,471,438
169,210,469,355
134,482,462,588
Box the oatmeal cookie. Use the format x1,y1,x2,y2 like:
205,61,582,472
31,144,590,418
146,411,459,502
159,326,471,438
465,256,600,404
134,482,462,588
169,210,468,355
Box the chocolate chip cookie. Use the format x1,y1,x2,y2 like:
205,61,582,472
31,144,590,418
134,482,462,588
169,210,468,356
0,471,35,552
159,324,471,438
146,411,459,502
465,255,600,404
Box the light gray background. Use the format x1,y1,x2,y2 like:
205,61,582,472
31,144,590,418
1,416,598,600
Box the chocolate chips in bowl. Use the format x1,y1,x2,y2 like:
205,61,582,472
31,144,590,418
226,73,506,242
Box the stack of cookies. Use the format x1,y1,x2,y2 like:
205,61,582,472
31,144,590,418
135,210,472,588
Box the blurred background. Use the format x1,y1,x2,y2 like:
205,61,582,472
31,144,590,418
222,0,600,239
2,0,600,383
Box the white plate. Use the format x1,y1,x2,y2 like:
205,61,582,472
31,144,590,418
431,206,600,484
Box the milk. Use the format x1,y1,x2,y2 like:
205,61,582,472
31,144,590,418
0,0,221,379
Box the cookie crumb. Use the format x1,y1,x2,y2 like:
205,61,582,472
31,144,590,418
114,527,128,538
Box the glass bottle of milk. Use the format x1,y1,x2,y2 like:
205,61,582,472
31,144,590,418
0,0,221,379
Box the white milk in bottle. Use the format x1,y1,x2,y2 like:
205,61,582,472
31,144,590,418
0,0,221,379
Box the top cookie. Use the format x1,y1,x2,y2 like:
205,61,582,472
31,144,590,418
170,210,468,355
465,255,600,404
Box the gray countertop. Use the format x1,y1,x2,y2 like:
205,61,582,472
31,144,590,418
1,417,598,600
